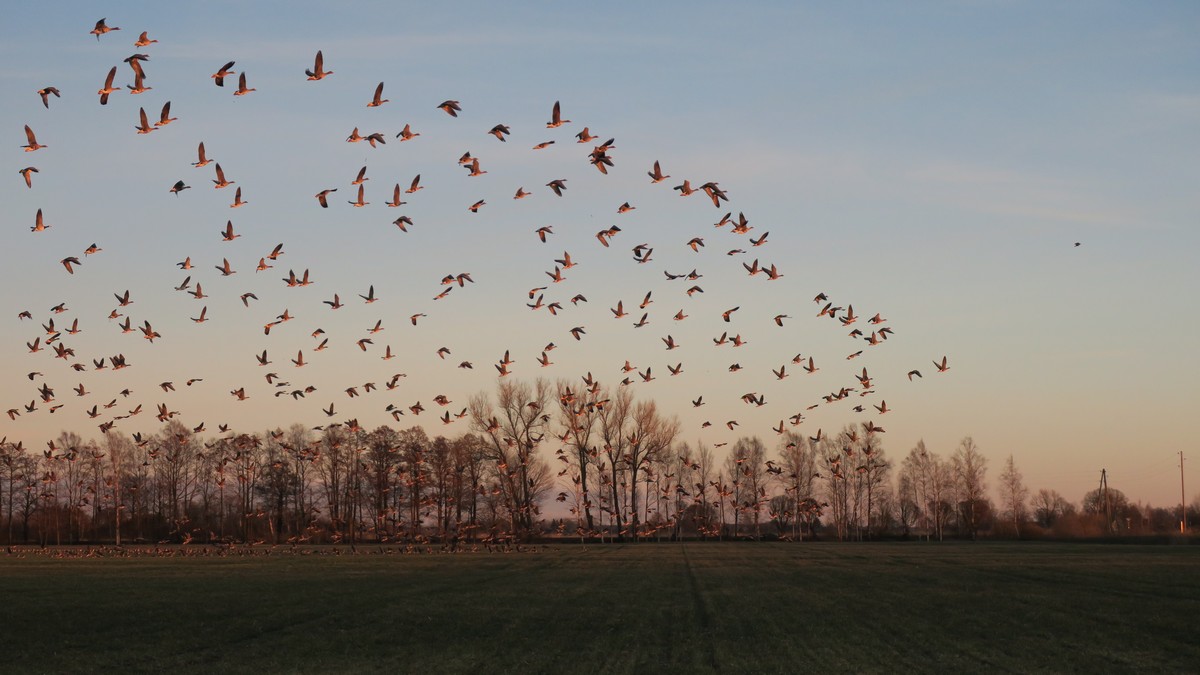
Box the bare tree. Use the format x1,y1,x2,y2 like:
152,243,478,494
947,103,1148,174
594,386,634,538
858,425,891,539
1031,488,1075,528
952,437,989,539
627,400,680,539
451,434,486,539
776,432,819,540
397,426,430,539
686,440,719,538
554,378,602,532
822,427,867,541
469,379,553,541
726,437,768,539
317,426,350,541
257,433,298,544
998,454,1029,538
895,466,919,538
899,439,953,541
428,435,453,539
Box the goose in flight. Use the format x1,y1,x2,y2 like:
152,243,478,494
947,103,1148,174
648,160,670,183
37,87,60,109
155,101,177,126
934,356,950,373
126,69,151,95
234,72,256,96
98,67,119,104
437,100,462,117
315,189,337,207
211,61,235,87
466,157,487,176
192,142,212,167
134,31,158,47
546,100,570,128
547,179,567,196
22,125,46,151
367,82,388,107
396,123,420,141
19,167,38,188
31,208,50,232
386,184,406,207
91,18,120,40
212,163,234,188
305,50,332,80
134,107,156,134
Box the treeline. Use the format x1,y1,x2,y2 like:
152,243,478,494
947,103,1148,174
0,379,1193,545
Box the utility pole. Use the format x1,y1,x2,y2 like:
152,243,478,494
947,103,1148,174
1100,469,1111,534
1181,452,1187,534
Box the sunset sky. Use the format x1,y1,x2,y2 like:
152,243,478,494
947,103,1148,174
2,2,1197,508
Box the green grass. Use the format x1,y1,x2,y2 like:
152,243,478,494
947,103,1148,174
2,542,1196,673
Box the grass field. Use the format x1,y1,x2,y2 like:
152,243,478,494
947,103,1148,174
2,542,1196,673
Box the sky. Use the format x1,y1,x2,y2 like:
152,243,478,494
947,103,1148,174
2,1,1198,509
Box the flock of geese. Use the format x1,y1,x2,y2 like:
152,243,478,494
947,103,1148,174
8,18,951,467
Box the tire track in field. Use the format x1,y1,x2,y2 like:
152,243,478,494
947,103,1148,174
682,544,721,672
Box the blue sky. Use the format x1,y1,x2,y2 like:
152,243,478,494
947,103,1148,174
2,1,1198,507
